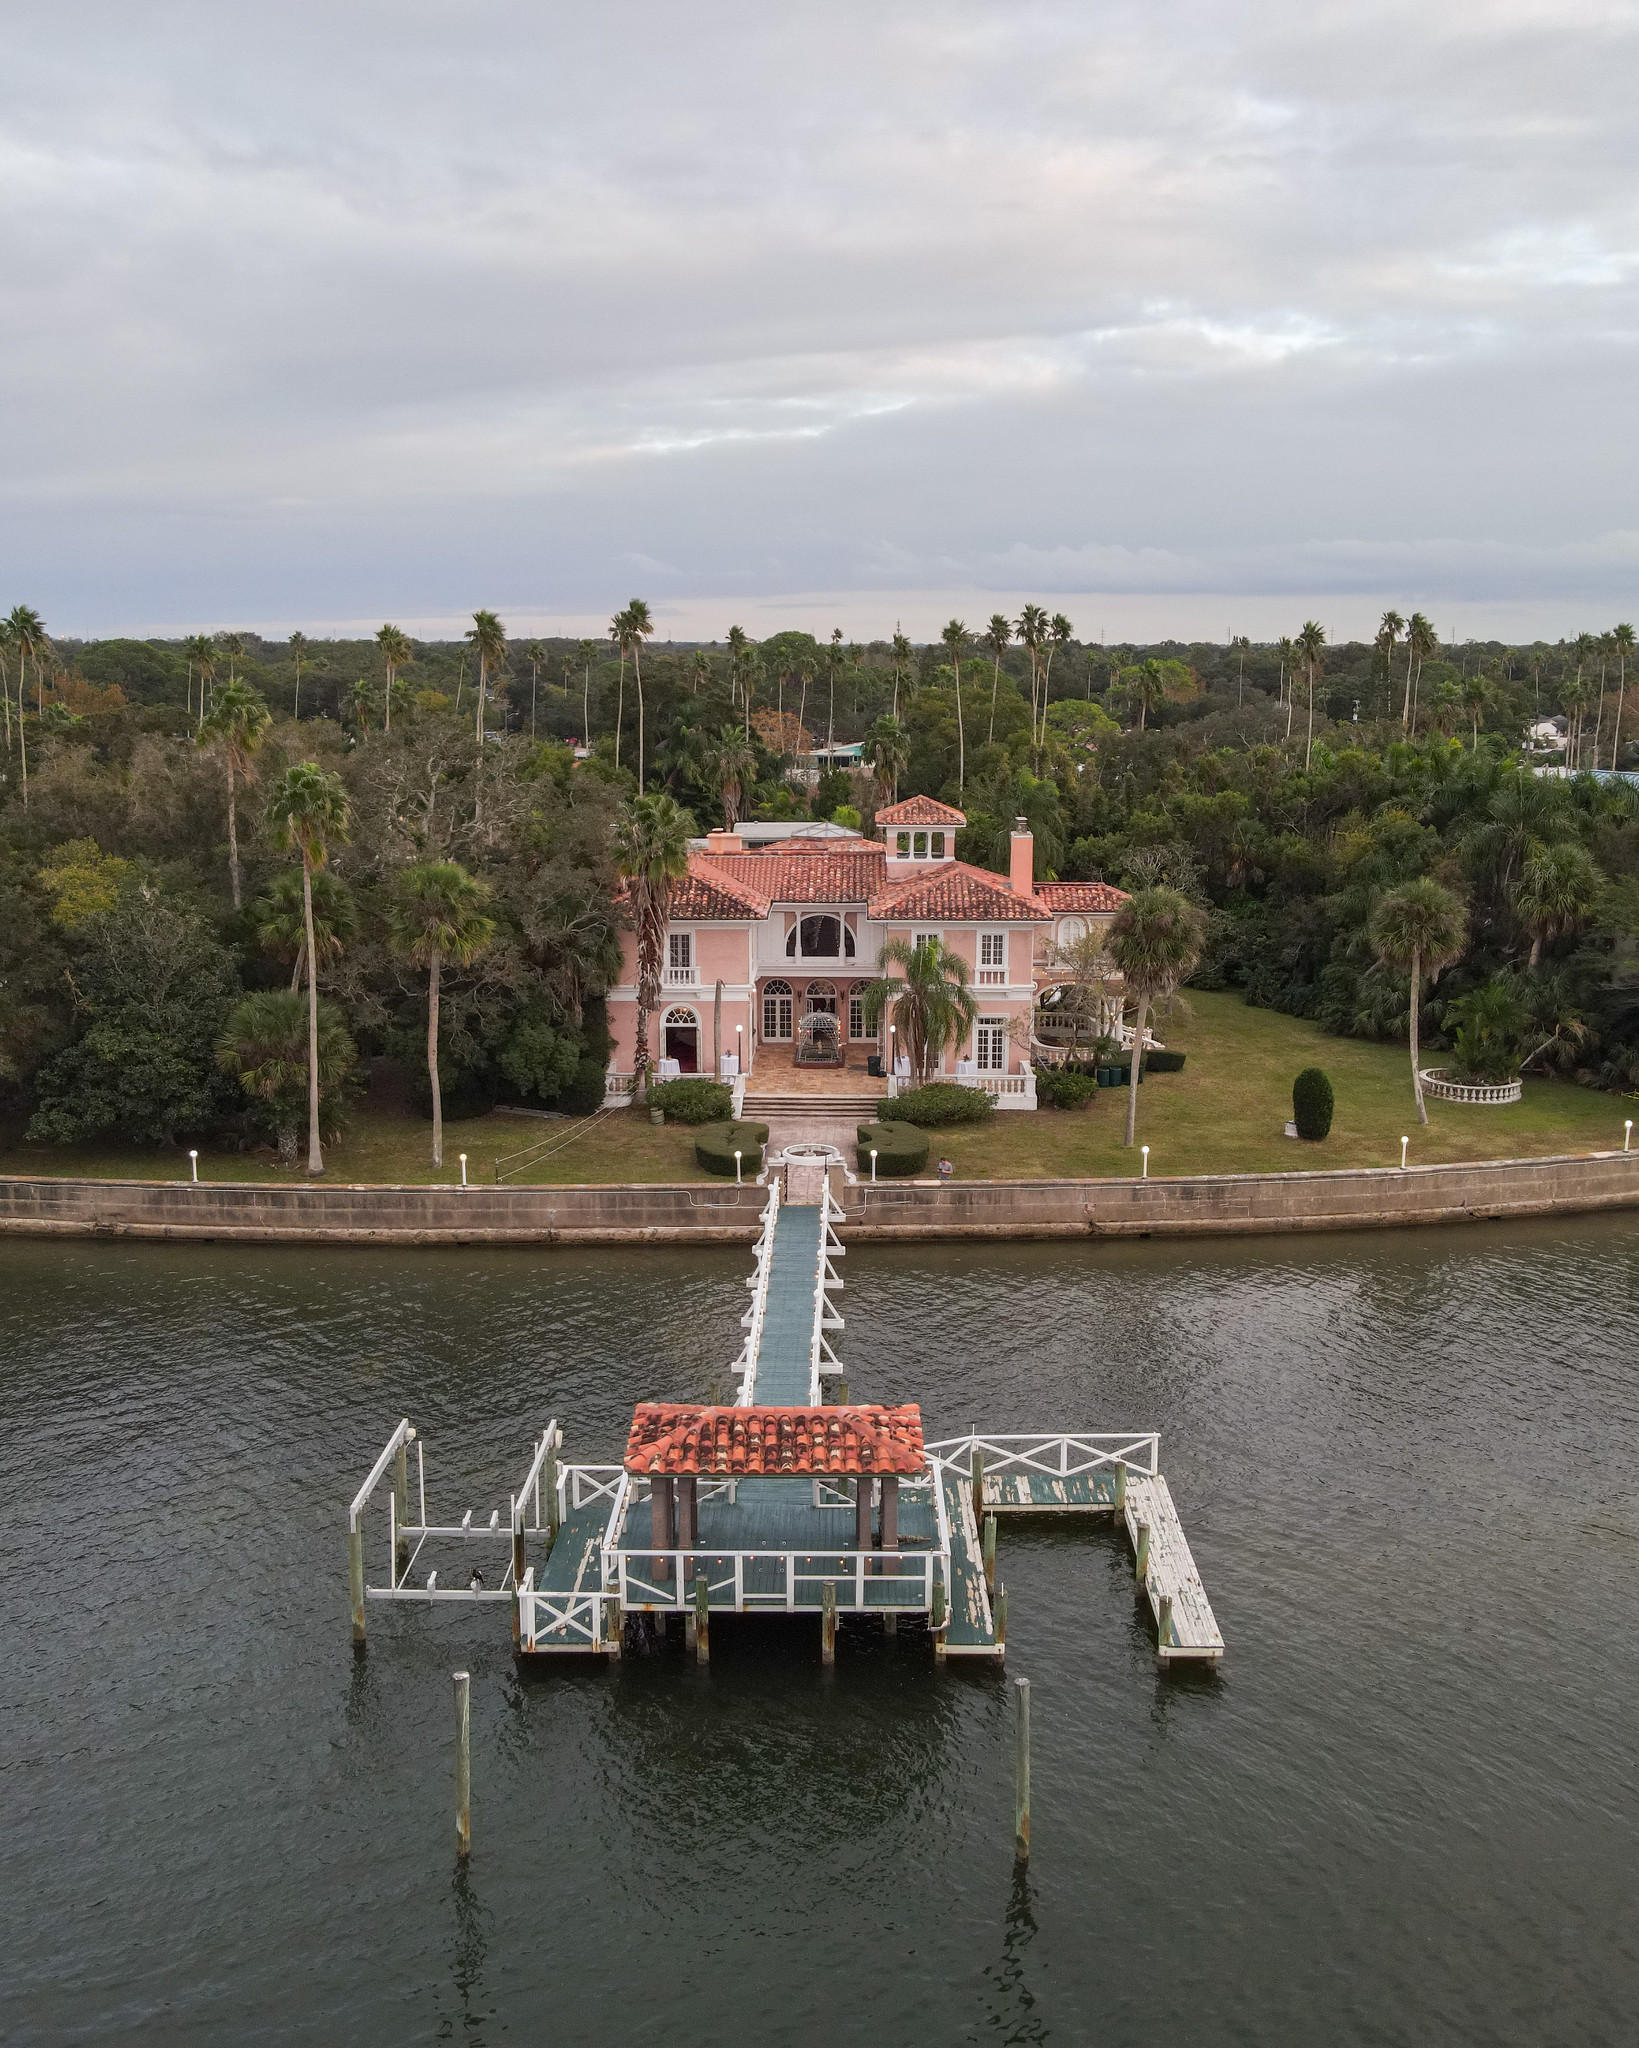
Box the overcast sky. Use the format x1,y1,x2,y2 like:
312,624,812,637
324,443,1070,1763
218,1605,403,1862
4,1,1637,644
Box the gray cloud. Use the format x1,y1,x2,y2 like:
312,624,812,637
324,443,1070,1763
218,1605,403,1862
3,0,1636,640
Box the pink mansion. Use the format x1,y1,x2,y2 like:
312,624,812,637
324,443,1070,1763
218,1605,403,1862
606,798,1129,1107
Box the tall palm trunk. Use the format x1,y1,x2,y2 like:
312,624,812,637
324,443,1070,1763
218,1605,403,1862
427,948,445,1168
1409,947,1427,1125
225,754,242,908
474,655,486,743
1124,994,1150,1147
954,656,965,792
988,654,1000,744
633,896,661,1101
1305,663,1316,770
614,648,626,769
302,856,323,1174
634,644,646,789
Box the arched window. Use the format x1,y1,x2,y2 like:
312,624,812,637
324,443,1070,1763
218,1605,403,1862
1058,916,1088,945
848,980,869,1041
661,1006,701,1075
786,914,845,958
762,980,793,1040
804,979,838,1016
663,1006,699,1028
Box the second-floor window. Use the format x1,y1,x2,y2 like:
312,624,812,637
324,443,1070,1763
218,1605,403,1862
668,931,692,972
980,932,1006,969
786,915,855,959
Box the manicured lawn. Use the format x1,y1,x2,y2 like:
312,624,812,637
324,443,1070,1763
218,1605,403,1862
0,992,1628,1187
939,989,1632,1180
0,1104,714,1187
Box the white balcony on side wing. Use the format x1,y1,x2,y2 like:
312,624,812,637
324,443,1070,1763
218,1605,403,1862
663,965,699,988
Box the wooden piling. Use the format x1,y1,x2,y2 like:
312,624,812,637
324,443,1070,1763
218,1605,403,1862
544,1428,560,1541
1135,1521,1150,1583
971,1442,985,1517
821,1579,837,1664
1158,1592,1173,1658
1013,1676,1031,1864
982,1512,997,1594
602,1597,622,1657
854,1475,873,1555
1112,1461,1126,1513
453,1670,471,1859
348,1522,366,1648
694,1572,710,1664
995,1581,1008,1650
932,1575,947,1662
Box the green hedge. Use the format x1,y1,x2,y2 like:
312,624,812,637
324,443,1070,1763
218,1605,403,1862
694,1120,769,1175
559,1058,608,1116
856,1121,931,1177
647,1076,733,1124
887,1081,995,1127
1144,1048,1187,1073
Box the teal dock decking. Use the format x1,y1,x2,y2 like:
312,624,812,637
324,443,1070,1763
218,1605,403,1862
749,1205,824,1404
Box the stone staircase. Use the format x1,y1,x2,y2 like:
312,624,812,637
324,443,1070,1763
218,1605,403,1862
742,1087,888,1117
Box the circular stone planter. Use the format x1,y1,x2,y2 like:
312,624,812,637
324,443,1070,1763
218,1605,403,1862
1419,1069,1523,1106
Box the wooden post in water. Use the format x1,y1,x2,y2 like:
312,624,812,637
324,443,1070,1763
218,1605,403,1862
1112,1461,1126,1514
1157,1593,1173,1659
1013,1676,1031,1864
821,1579,837,1664
970,1442,985,1518
1135,1522,1151,1584
394,1438,410,1575
833,1376,849,1405
854,1474,873,1555
995,1581,1008,1650
453,1670,471,1860
932,1575,947,1663
982,1512,997,1594
349,1520,366,1649
694,1572,710,1664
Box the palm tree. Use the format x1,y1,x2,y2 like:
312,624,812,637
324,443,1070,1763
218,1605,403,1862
521,639,546,739
1513,841,1600,970
1109,887,1206,1146
1377,611,1404,711
826,627,843,752
287,631,310,720
8,606,47,805
725,625,748,712
691,650,713,699
1275,634,1295,737
624,598,656,787
862,936,978,1085
864,715,909,804
613,792,695,1101
217,990,356,1168
0,618,13,756
1015,604,1047,747
252,868,358,989
466,609,507,745
1231,632,1252,707
1296,619,1326,769
389,861,496,1169
1613,622,1635,770
375,624,413,734
577,638,596,742
1129,658,1167,732
1368,877,1467,1123
1044,613,1074,728
265,763,351,1175
941,619,969,791
891,629,912,723
197,678,272,908
1460,670,1490,748
983,614,1011,742
182,632,214,723
703,725,758,829
217,631,246,687
1404,613,1437,734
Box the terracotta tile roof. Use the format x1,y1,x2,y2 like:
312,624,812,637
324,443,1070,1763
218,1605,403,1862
699,846,887,905
624,1403,926,1477
748,834,871,856
875,795,968,827
869,860,1048,922
1035,881,1131,914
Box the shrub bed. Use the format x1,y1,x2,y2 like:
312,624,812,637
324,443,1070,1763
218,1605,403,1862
888,1082,995,1127
647,1077,733,1124
856,1121,931,1177
1144,1048,1187,1073
694,1120,769,1175
1035,1067,1100,1111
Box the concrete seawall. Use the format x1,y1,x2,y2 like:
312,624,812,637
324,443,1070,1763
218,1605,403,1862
1,1151,1637,1247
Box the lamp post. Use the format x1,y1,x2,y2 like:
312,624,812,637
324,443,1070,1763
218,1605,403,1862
736,1023,743,1075
459,1153,468,1188
870,1148,878,1183
734,1149,743,1186
188,1149,199,1184
1400,1135,1409,1170
1140,1145,1149,1180
1626,1120,1633,1154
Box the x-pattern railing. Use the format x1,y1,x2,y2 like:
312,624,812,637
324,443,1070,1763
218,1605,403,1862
926,1431,1159,1480
616,1547,936,1613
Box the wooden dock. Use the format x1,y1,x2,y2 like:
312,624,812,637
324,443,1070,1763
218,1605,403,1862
1122,1472,1224,1664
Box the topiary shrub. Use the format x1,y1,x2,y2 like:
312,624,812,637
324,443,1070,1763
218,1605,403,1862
888,1081,996,1127
856,1121,931,1177
647,1077,733,1124
559,1058,608,1116
1034,1067,1100,1111
694,1120,769,1175
1292,1067,1334,1141
1143,1048,1187,1073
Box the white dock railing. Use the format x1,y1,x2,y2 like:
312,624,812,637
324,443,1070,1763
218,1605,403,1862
925,1431,1160,1480
615,1546,937,1613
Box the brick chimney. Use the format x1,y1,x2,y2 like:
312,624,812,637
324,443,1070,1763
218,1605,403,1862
705,828,743,855
1009,817,1035,897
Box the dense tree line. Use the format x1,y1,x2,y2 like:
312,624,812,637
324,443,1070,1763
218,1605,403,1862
2,602,1637,1159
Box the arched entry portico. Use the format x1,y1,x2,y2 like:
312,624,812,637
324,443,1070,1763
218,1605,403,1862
663,1005,701,1073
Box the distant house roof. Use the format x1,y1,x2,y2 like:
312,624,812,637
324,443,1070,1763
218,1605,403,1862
875,795,968,827
1035,881,1131,915
869,861,1048,922
699,845,889,905
624,1403,926,1477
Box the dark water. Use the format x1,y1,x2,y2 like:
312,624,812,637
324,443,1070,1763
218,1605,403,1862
5,1221,1639,2046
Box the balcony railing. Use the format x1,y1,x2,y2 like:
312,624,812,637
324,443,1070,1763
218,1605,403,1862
664,964,697,987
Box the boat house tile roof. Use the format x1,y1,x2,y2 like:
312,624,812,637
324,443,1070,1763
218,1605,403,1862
869,861,1049,922
624,1403,926,1476
875,795,968,827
